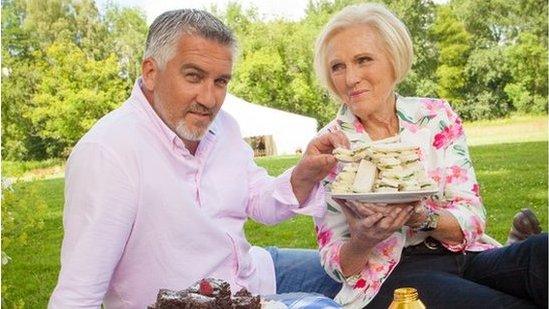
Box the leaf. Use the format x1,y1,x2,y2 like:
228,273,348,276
460,158,472,167
453,145,467,157
439,120,447,131
332,270,343,282
327,204,341,213
397,110,414,123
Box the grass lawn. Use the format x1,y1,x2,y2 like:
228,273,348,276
1,120,547,307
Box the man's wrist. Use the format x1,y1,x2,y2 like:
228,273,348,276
290,171,316,205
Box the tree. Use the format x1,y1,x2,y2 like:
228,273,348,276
431,5,472,106
462,47,512,120
451,0,547,48
104,5,148,88
27,40,127,157
1,0,148,159
504,32,548,113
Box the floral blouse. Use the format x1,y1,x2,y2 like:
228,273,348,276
315,96,499,308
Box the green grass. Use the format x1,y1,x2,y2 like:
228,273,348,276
2,159,65,178
463,115,547,146
2,126,547,307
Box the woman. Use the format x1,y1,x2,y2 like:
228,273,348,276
313,3,547,308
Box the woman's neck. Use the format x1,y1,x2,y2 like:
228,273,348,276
360,95,399,140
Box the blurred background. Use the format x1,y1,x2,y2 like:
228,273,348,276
1,0,547,307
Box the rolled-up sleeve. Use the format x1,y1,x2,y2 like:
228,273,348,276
434,103,486,252
243,144,326,225
48,142,137,308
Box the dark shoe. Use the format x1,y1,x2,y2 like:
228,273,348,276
506,208,542,245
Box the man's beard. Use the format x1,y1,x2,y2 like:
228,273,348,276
174,118,208,141
153,92,214,142
175,102,215,141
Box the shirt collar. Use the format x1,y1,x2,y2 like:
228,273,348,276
130,78,219,152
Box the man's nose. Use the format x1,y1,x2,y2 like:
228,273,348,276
196,81,217,108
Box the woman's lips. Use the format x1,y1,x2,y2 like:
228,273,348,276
349,89,368,99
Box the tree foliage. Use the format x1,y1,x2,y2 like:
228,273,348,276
1,0,147,159
1,0,547,160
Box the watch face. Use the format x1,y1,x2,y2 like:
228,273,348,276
419,213,439,231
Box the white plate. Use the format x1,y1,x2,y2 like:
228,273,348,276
330,189,438,204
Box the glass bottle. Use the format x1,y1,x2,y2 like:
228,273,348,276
388,287,426,309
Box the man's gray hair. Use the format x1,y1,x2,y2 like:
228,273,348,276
144,9,237,69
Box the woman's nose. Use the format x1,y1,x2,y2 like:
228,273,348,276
345,66,360,88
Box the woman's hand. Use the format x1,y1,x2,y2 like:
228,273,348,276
390,202,428,229
335,199,414,276
336,200,414,252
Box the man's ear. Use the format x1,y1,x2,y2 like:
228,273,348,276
142,58,157,92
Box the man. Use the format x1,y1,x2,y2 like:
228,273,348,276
49,9,344,308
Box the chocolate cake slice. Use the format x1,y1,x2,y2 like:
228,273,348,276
151,278,264,309
189,278,232,308
154,289,216,309
234,288,252,298
231,295,261,309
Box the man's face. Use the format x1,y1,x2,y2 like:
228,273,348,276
142,35,233,141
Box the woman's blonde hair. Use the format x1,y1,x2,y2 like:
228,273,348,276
314,3,413,98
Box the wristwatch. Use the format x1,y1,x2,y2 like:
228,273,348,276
416,209,440,232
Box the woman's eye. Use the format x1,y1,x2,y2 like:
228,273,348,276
331,63,344,72
358,56,372,64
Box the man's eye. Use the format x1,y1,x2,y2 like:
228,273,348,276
186,73,201,82
215,78,229,87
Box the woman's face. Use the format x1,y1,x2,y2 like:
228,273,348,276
326,25,396,118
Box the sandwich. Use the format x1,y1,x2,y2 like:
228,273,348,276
375,177,400,192
352,160,377,193
333,147,355,162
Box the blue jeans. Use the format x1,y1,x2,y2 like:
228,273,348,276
367,234,548,309
266,247,342,299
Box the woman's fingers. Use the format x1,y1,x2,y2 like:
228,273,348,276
339,201,360,225
360,212,385,228
392,206,414,229
375,206,413,231
347,201,377,217
359,202,391,215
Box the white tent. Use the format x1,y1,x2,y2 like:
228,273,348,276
222,93,318,156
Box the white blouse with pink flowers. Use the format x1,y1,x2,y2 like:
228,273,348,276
315,96,499,308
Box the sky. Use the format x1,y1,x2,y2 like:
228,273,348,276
96,0,448,24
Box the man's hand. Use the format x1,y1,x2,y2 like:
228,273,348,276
290,131,349,205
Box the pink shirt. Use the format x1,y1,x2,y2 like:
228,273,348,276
48,80,325,308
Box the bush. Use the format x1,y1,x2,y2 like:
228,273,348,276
1,178,47,307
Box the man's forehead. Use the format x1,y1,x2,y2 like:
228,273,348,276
174,35,234,73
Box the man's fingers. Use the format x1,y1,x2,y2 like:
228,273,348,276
314,153,337,168
314,131,350,153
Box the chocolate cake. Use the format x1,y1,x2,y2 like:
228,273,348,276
231,295,261,309
150,278,262,309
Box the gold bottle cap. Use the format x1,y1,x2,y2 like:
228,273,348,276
393,287,419,302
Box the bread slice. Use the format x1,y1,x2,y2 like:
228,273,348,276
372,143,417,153
352,160,378,193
